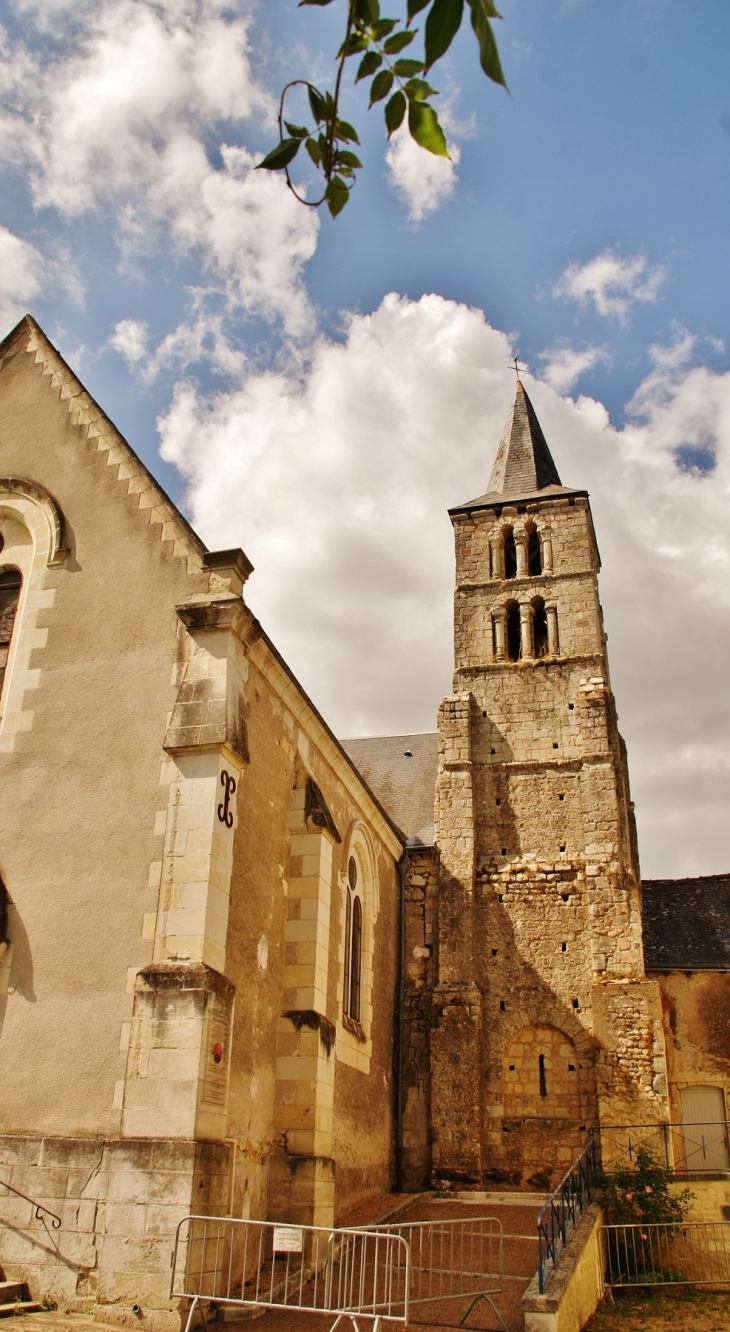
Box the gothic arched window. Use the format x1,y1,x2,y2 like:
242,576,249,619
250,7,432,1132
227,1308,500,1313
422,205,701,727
503,528,517,579
506,601,521,662
343,855,363,1021
528,528,542,576
0,569,22,699
532,597,549,657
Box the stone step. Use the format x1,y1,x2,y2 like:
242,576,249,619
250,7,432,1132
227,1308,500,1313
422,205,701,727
0,1283,30,1303
0,1303,42,1319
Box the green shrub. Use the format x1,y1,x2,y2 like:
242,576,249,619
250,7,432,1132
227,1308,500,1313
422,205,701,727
596,1146,693,1226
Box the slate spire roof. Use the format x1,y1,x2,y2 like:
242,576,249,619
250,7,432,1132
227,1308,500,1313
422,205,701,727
487,379,562,496
450,377,584,514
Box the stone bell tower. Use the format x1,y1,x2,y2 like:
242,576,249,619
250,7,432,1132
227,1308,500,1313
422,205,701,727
430,379,669,1190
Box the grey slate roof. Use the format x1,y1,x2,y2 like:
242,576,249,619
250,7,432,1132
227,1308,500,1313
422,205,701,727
450,380,583,513
341,732,438,847
642,875,730,971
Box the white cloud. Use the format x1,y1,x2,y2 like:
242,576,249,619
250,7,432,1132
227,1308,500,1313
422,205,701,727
385,123,461,222
0,0,319,332
159,292,730,879
0,225,44,330
537,342,609,393
554,249,666,324
110,317,148,367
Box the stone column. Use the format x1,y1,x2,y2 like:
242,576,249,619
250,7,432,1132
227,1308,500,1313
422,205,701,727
546,603,559,655
492,609,506,661
541,532,553,572
515,531,528,577
519,603,534,660
489,534,504,580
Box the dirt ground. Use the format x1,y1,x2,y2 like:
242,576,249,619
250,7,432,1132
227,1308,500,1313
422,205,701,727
584,1287,730,1330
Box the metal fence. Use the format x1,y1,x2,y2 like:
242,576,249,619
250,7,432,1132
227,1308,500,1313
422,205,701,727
595,1121,730,1174
171,1216,410,1332
602,1221,730,1289
536,1136,597,1294
363,1216,508,1332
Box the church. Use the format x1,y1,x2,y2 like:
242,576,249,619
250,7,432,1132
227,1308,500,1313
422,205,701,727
0,314,728,1325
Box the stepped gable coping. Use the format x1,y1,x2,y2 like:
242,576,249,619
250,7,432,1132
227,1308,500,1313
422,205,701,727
642,873,730,971
0,314,211,573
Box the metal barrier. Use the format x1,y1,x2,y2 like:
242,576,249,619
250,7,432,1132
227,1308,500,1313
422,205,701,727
595,1121,730,1174
602,1221,730,1289
536,1137,596,1294
363,1216,508,1332
171,1216,410,1332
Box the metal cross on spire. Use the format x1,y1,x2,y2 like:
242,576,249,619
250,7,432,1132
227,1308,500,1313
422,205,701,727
510,351,527,381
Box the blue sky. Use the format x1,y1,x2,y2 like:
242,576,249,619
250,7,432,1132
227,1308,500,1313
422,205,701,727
1,0,729,875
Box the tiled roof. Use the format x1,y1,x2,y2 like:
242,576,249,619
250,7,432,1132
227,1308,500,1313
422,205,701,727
341,733,438,846
642,874,730,971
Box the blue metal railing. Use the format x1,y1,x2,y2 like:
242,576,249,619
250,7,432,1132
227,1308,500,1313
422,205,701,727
536,1136,596,1294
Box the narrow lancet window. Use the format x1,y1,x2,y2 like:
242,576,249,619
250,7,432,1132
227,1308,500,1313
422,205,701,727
528,529,542,575
344,854,363,1022
0,569,22,699
506,602,521,662
539,1053,547,1098
503,528,517,579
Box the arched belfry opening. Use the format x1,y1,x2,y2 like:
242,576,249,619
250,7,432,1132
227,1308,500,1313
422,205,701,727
506,601,521,661
532,597,549,658
503,528,517,579
527,528,542,576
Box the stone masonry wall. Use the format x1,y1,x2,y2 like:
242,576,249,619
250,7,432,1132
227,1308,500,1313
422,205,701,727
401,849,438,1189
0,1135,228,1331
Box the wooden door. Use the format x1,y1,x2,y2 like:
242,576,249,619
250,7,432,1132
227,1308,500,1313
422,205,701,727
680,1086,730,1171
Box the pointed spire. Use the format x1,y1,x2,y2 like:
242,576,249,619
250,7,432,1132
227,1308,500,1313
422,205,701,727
487,380,561,497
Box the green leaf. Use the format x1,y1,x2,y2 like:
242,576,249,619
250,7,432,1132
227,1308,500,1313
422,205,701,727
408,99,449,156
305,137,322,167
468,0,507,85
325,176,350,218
369,68,394,104
338,32,369,56
334,119,360,143
255,138,302,171
404,77,437,100
337,149,363,169
407,0,431,18
371,18,397,39
392,57,424,75
424,0,463,70
308,87,326,122
356,50,382,81
384,89,406,136
355,0,380,20
284,122,310,139
383,29,417,53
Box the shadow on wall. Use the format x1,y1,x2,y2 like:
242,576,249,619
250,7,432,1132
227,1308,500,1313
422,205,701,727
0,882,36,1037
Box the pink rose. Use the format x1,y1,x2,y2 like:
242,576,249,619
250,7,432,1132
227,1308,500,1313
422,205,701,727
625,1193,633,1202
645,1186,652,1193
